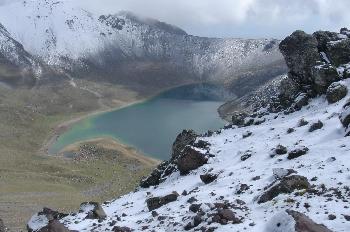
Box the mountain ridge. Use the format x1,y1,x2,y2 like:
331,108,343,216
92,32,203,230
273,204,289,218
0,0,286,91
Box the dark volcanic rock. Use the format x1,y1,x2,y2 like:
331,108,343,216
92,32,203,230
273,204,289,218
287,146,309,160
146,192,179,211
309,120,324,132
177,147,208,175
212,209,241,225
200,173,218,184
275,145,288,155
37,220,71,232
240,150,253,161
326,82,348,103
286,210,333,232
139,161,170,188
189,204,202,213
112,226,132,232
279,30,320,88
140,130,198,187
80,202,107,220
258,175,310,204
172,130,197,159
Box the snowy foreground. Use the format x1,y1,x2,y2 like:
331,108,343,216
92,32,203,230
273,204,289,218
29,80,350,231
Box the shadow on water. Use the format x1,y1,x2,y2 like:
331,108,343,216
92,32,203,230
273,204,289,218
50,83,230,160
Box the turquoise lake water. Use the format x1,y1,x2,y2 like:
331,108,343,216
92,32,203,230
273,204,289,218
50,84,227,160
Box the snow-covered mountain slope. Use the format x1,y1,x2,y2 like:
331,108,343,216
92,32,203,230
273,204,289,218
28,78,350,232
26,28,350,232
0,22,42,85
0,0,285,84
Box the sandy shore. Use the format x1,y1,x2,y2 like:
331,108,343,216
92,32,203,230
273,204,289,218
40,98,147,157
59,137,161,166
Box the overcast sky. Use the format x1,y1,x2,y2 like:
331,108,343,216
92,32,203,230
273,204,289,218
2,0,350,39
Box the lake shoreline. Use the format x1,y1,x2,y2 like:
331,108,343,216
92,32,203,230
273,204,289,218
40,81,208,160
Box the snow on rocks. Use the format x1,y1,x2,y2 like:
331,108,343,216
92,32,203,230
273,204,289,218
326,82,348,103
26,79,350,232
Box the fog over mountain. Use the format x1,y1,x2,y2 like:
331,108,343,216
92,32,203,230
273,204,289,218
72,0,350,38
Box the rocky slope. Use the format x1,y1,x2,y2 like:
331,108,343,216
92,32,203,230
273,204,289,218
0,23,43,87
25,29,350,231
0,0,285,91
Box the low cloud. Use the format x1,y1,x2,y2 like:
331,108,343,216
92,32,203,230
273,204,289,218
3,0,350,38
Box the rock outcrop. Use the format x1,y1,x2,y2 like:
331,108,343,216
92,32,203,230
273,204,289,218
258,175,310,204
140,130,198,187
177,147,208,175
146,192,179,211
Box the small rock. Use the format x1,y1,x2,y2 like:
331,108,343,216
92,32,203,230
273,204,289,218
112,226,132,232
343,214,350,221
242,131,253,138
189,204,202,213
309,120,324,132
146,192,179,211
212,209,242,225
200,173,218,184
287,128,295,134
287,146,309,160
240,150,253,161
275,145,288,155
298,118,309,127
328,214,336,220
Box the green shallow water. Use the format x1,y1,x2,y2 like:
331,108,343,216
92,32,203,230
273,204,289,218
50,84,227,160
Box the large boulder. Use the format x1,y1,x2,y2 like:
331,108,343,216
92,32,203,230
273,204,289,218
146,192,179,211
172,130,197,159
279,30,320,87
177,147,208,175
326,82,348,103
258,175,310,204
